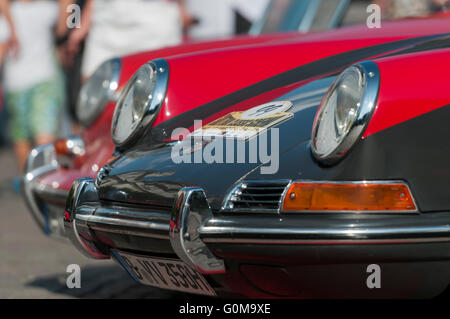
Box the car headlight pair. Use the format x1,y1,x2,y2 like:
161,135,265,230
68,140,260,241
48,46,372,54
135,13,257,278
311,61,380,164
111,59,169,147
76,58,121,126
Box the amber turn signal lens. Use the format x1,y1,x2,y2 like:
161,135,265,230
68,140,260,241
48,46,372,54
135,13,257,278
283,182,416,212
54,139,69,155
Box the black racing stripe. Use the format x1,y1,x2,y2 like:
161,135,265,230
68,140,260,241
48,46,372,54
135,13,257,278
382,34,450,58
150,33,450,141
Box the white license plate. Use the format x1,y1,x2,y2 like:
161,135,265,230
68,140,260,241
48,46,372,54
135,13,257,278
113,251,217,296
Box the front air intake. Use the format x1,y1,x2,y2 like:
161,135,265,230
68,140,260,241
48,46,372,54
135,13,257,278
222,181,290,213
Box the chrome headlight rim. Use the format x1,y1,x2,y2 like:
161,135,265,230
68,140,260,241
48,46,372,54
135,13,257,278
311,61,380,164
76,58,121,127
111,59,169,148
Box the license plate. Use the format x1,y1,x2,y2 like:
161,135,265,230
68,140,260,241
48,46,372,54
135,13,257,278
112,251,217,296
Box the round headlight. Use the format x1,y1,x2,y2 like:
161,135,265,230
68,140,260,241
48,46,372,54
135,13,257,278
311,61,380,164
111,59,169,147
76,58,121,126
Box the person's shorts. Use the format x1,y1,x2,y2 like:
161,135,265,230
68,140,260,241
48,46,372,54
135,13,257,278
6,77,64,142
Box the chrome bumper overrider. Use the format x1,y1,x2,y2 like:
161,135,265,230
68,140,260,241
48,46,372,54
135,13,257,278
22,143,65,236
65,178,450,275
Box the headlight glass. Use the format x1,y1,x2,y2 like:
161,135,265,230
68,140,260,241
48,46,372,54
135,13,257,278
311,61,380,163
76,58,121,126
111,59,169,147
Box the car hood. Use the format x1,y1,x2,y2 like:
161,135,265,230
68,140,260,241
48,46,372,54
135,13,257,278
115,17,450,130
117,32,303,88
98,31,450,210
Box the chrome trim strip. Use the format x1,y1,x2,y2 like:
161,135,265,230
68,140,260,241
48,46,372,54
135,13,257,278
200,223,450,245
202,237,450,245
22,144,59,235
76,212,169,232
89,225,169,240
278,179,293,213
70,198,172,240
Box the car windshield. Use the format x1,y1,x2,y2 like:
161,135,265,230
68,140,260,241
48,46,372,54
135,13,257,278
251,0,450,34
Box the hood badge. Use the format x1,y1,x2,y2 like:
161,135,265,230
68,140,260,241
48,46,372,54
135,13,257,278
189,101,293,141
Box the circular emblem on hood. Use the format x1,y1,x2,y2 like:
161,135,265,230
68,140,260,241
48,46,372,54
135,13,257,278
240,101,293,120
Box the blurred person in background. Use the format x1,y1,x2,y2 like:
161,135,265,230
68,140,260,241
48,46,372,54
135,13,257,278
184,0,269,40
0,0,68,181
0,0,17,147
67,0,190,80
431,0,450,10
374,0,449,19
55,0,86,132
0,0,18,62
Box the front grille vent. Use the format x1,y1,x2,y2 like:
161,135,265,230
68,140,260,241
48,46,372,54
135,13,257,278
222,181,290,212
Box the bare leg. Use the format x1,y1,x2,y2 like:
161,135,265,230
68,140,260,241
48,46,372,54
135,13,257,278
72,122,83,135
35,134,54,146
14,140,32,174
0,43,6,66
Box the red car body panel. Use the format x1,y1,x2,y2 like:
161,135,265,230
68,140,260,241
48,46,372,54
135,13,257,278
117,32,303,85
159,17,450,126
364,48,450,137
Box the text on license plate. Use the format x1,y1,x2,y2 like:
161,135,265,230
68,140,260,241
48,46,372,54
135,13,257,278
112,251,216,296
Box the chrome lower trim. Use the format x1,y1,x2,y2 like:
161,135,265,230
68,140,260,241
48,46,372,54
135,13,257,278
22,143,59,235
76,207,169,240
201,236,450,245
89,224,169,240
199,214,450,245
76,214,169,232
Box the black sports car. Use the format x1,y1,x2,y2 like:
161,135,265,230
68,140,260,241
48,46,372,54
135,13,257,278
64,18,450,298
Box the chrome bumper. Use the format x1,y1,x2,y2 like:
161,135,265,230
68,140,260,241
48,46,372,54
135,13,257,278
22,143,67,236
64,178,450,275
64,178,225,274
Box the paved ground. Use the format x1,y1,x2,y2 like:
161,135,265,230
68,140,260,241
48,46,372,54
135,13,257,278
0,148,184,299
